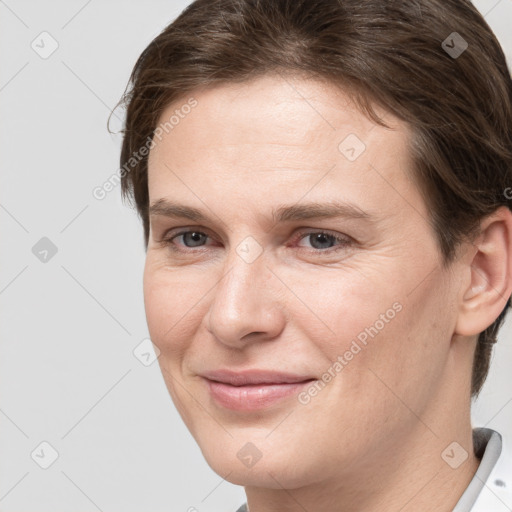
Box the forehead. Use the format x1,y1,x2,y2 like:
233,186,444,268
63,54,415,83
151,73,403,153
146,74,421,222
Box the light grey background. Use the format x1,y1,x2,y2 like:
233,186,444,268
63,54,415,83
1,1,511,511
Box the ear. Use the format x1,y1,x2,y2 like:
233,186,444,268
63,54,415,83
454,206,512,337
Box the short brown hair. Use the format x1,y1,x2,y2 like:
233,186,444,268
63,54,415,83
116,0,512,398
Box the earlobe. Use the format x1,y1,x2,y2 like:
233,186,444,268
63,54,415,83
455,207,512,337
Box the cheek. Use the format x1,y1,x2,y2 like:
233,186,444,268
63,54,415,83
143,264,207,358
282,263,450,394
277,264,401,355
142,266,207,428
352,273,456,413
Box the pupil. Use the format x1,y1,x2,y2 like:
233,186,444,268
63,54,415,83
312,233,332,249
185,232,204,246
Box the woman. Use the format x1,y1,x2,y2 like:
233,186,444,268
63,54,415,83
116,1,512,510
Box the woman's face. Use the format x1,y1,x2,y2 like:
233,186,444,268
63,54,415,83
143,74,465,488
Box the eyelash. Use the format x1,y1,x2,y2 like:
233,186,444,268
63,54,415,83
160,228,352,255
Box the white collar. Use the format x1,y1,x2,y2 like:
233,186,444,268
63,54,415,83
454,427,512,511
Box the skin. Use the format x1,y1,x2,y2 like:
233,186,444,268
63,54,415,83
143,73,512,512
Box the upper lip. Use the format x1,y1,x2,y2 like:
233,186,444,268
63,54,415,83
201,369,316,386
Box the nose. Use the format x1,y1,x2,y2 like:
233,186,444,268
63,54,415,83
204,243,286,348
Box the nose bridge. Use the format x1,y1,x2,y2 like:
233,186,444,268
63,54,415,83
206,237,283,345
219,233,268,304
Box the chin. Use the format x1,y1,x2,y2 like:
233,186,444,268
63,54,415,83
209,460,311,489
199,439,321,489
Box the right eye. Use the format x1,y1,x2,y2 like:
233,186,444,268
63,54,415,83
162,229,214,252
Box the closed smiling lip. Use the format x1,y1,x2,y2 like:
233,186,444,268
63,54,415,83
200,369,317,410
200,368,316,386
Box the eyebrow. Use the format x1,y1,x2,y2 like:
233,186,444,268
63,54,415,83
149,198,375,224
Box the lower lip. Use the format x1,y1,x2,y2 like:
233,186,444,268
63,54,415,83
205,378,315,411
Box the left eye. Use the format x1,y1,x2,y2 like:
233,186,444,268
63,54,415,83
162,229,351,253
294,231,351,252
